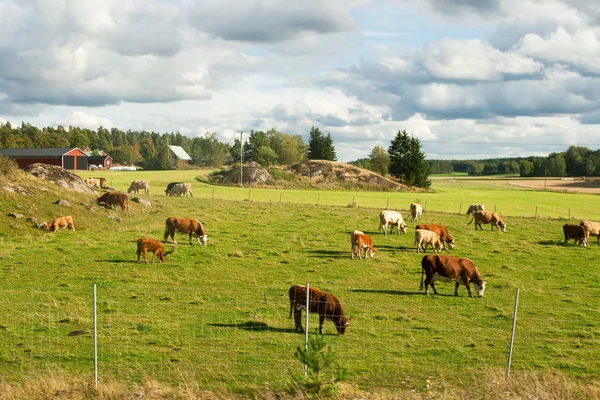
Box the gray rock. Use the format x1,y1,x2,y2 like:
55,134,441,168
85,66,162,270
54,200,71,207
108,216,123,223
27,216,37,223
8,213,24,219
24,163,96,194
132,197,152,208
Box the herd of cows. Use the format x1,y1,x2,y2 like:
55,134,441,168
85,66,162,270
42,178,600,335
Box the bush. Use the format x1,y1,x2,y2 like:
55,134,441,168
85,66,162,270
0,155,18,178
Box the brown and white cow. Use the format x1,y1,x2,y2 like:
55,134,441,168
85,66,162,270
84,178,101,187
468,210,506,232
379,210,407,236
288,285,350,335
136,238,167,264
163,217,207,245
420,255,487,297
410,202,423,221
466,204,485,215
415,224,455,250
563,224,587,246
97,192,129,211
94,177,107,188
414,229,443,253
166,183,193,197
128,180,150,195
45,216,75,232
579,221,600,246
350,230,375,259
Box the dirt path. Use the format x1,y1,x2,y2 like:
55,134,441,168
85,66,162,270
508,178,600,194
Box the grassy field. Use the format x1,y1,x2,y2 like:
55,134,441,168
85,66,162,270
0,169,599,398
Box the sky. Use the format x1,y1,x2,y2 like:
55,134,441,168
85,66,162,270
2,0,600,161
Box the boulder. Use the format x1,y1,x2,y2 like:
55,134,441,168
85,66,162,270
132,197,152,208
24,163,95,194
54,200,71,207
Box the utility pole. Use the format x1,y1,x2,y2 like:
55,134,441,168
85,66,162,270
240,131,243,187
544,165,547,191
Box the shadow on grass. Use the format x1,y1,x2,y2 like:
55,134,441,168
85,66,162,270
350,288,456,297
307,249,348,258
208,321,298,334
95,259,140,263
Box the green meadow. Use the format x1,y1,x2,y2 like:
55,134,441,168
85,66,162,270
0,170,599,397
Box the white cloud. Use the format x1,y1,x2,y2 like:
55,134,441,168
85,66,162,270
58,111,114,130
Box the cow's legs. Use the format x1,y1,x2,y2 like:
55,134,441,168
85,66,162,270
454,282,460,296
151,253,156,264
464,278,473,297
319,315,325,334
429,281,439,295
293,309,304,332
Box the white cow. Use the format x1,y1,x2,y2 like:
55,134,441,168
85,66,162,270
414,229,443,253
128,180,150,195
580,221,600,246
166,183,193,197
410,202,423,221
466,204,485,215
379,210,407,236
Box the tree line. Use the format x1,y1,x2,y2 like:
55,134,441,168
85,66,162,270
427,146,600,177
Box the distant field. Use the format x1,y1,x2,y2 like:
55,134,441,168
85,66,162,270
1,170,599,397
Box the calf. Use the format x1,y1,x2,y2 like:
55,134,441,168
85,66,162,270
415,224,455,250
46,216,75,232
379,210,407,236
410,202,423,221
563,224,587,246
288,285,350,335
420,255,487,297
97,192,129,211
414,229,443,253
136,238,167,264
468,211,506,232
579,221,600,246
350,230,375,259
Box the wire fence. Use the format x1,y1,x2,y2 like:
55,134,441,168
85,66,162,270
1,283,598,389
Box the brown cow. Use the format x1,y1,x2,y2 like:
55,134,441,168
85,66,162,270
163,217,208,245
350,230,375,259
415,224,455,250
46,216,75,232
563,224,587,246
288,285,350,335
468,210,506,232
136,238,167,264
97,192,129,211
579,221,600,246
420,255,487,297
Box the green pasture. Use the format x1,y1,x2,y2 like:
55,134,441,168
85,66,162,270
0,170,599,394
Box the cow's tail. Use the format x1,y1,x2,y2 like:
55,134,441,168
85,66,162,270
467,216,474,226
419,264,425,290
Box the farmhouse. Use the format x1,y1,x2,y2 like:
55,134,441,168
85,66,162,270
88,155,113,169
158,145,192,164
0,147,89,170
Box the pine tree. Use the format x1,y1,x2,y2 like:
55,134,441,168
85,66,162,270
308,126,336,160
388,130,430,188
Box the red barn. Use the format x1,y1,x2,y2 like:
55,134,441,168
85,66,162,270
0,147,89,170
87,155,113,169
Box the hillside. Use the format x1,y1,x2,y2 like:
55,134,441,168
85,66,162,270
210,160,418,191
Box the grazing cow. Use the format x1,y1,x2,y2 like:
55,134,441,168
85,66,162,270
97,192,129,211
163,217,207,245
466,204,485,215
563,224,587,246
164,182,184,195
45,216,75,232
350,230,375,259
415,224,455,250
420,255,487,297
84,178,100,187
128,180,150,195
414,229,443,253
410,202,423,221
166,183,193,197
136,238,167,264
468,211,506,232
288,285,350,335
579,221,600,246
379,210,407,236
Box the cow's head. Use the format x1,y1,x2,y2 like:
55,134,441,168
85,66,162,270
335,317,351,335
500,222,507,233
446,239,455,250
368,247,376,258
157,250,166,263
579,237,588,247
195,234,208,245
474,280,486,297
400,223,408,234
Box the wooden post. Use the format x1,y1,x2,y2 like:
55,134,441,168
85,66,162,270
352,196,355,207
494,204,497,213
459,202,462,215
425,200,427,211
248,189,251,201
386,198,389,210
212,188,215,200
280,193,282,203
569,208,571,220
317,194,320,206
535,206,538,219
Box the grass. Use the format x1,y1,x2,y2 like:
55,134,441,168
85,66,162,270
0,169,599,398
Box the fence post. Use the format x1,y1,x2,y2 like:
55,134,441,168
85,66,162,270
304,282,310,377
280,193,282,203
495,204,497,213
212,188,215,200
535,206,538,219
569,208,571,220
506,288,520,379
459,202,462,215
352,196,355,207
93,283,98,389
248,189,251,201
317,194,320,206
424,200,427,212
386,198,389,209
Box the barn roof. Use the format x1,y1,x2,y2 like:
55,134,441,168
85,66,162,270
169,145,192,161
0,147,83,157
88,155,112,161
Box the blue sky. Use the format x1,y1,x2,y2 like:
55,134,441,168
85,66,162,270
2,0,600,161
